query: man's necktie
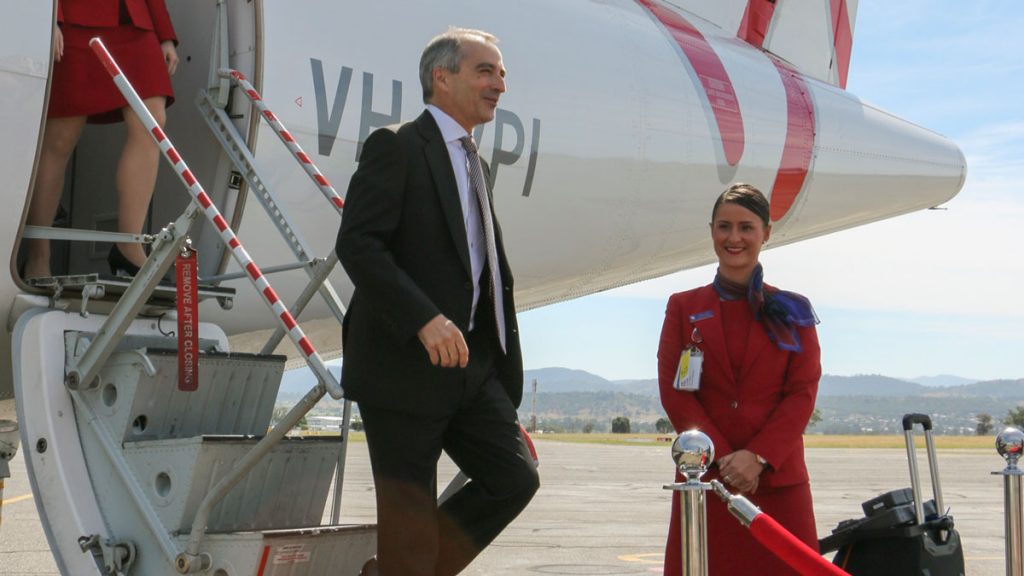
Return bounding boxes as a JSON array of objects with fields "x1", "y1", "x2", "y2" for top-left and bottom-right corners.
[{"x1": 460, "y1": 135, "x2": 506, "y2": 352}]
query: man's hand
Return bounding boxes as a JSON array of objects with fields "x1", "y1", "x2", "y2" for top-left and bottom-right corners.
[
  {"x1": 717, "y1": 449, "x2": 764, "y2": 495},
  {"x1": 417, "y1": 314, "x2": 469, "y2": 368}
]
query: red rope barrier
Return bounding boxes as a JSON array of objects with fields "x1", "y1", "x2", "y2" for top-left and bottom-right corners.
[
  {"x1": 749, "y1": 513, "x2": 850, "y2": 576},
  {"x1": 519, "y1": 423, "x2": 538, "y2": 464}
]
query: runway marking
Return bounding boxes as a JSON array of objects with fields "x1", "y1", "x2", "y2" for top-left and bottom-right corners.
[
  {"x1": 1, "y1": 493, "x2": 34, "y2": 505},
  {"x1": 618, "y1": 552, "x2": 663, "y2": 565}
]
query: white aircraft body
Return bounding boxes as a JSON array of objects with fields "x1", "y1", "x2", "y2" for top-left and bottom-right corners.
[{"x1": 0, "y1": 0, "x2": 966, "y2": 574}]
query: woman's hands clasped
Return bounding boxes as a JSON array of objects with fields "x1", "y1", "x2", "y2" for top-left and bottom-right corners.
[{"x1": 717, "y1": 449, "x2": 765, "y2": 494}]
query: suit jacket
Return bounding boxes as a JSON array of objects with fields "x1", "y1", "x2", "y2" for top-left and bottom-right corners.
[
  {"x1": 336, "y1": 111, "x2": 523, "y2": 416},
  {"x1": 657, "y1": 284, "x2": 820, "y2": 489},
  {"x1": 58, "y1": 0, "x2": 177, "y2": 43}
]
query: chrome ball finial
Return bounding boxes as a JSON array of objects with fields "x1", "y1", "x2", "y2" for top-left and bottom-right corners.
[
  {"x1": 996, "y1": 427, "x2": 1024, "y2": 470},
  {"x1": 671, "y1": 430, "x2": 714, "y2": 483}
]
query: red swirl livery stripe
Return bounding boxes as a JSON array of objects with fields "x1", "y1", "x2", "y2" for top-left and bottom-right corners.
[
  {"x1": 830, "y1": 0, "x2": 853, "y2": 89},
  {"x1": 636, "y1": 0, "x2": 745, "y2": 166},
  {"x1": 767, "y1": 59, "x2": 815, "y2": 222},
  {"x1": 737, "y1": 0, "x2": 777, "y2": 48}
]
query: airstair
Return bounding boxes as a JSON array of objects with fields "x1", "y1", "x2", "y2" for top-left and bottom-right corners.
[{"x1": 13, "y1": 11, "x2": 373, "y2": 573}]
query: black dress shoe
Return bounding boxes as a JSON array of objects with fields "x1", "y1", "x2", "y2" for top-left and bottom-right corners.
[{"x1": 107, "y1": 245, "x2": 142, "y2": 277}]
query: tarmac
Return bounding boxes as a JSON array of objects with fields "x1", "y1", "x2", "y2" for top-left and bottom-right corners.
[{"x1": 0, "y1": 439, "x2": 1011, "y2": 575}]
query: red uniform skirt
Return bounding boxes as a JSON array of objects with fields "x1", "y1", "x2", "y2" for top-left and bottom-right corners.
[
  {"x1": 48, "y1": 23, "x2": 174, "y2": 124},
  {"x1": 664, "y1": 479, "x2": 819, "y2": 576}
]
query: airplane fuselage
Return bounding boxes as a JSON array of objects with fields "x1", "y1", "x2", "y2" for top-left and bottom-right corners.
[{"x1": 1, "y1": 0, "x2": 964, "y2": 390}]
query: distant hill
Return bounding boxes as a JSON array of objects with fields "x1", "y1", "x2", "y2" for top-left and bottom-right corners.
[
  {"x1": 523, "y1": 368, "x2": 657, "y2": 395},
  {"x1": 816, "y1": 374, "x2": 1024, "y2": 399},
  {"x1": 911, "y1": 374, "x2": 979, "y2": 387},
  {"x1": 523, "y1": 367, "x2": 618, "y2": 393},
  {"x1": 275, "y1": 364, "x2": 1024, "y2": 435},
  {"x1": 818, "y1": 374, "x2": 923, "y2": 397},
  {"x1": 932, "y1": 379, "x2": 1024, "y2": 398}
]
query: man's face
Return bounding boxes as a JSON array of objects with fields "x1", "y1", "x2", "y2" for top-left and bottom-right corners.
[{"x1": 434, "y1": 37, "x2": 506, "y2": 132}]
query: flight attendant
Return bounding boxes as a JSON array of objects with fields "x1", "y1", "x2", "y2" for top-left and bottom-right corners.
[
  {"x1": 658, "y1": 184, "x2": 821, "y2": 575},
  {"x1": 23, "y1": 0, "x2": 178, "y2": 279}
]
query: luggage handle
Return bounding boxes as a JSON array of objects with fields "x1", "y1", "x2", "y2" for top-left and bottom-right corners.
[
  {"x1": 902, "y1": 413, "x2": 933, "y2": 431},
  {"x1": 903, "y1": 412, "x2": 945, "y2": 526}
]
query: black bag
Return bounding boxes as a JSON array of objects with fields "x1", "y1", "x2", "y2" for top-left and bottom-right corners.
[{"x1": 819, "y1": 414, "x2": 965, "y2": 576}]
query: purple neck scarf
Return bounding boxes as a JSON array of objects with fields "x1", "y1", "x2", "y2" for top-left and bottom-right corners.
[{"x1": 713, "y1": 263, "x2": 819, "y2": 353}]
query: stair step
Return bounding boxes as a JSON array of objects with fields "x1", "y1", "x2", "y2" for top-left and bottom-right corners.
[
  {"x1": 123, "y1": 435, "x2": 339, "y2": 533},
  {"x1": 88, "y1": 349, "x2": 284, "y2": 442},
  {"x1": 28, "y1": 272, "x2": 236, "y2": 309},
  {"x1": 182, "y1": 524, "x2": 375, "y2": 575}
]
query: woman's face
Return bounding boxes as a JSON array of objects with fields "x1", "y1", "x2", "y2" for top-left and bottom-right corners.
[{"x1": 710, "y1": 202, "x2": 771, "y2": 281}]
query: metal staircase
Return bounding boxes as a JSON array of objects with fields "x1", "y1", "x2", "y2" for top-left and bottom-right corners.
[
  {"x1": 65, "y1": 339, "x2": 373, "y2": 575},
  {"x1": 11, "y1": 27, "x2": 374, "y2": 574}
]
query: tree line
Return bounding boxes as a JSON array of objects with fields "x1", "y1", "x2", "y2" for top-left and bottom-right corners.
[{"x1": 975, "y1": 407, "x2": 1024, "y2": 435}]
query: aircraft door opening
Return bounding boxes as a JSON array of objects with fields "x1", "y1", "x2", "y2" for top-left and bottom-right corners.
[{"x1": 15, "y1": 0, "x2": 259, "y2": 284}]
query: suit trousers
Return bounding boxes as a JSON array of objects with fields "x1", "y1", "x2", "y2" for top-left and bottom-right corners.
[{"x1": 358, "y1": 314, "x2": 539, "y2": 576}]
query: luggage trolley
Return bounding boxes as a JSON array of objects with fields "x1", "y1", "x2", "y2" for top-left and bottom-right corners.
[{"x1": 820, "y1": 413, "x2": 966, "y2": 576}]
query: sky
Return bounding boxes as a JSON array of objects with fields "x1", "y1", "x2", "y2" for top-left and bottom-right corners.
[{"x1": 516, "y1": 1, "x2": 1024, "y2": 382}]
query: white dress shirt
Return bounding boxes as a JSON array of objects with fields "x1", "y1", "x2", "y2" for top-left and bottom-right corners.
[{"x1": 427, "y1": 105, "x2": 486, "y2": 331}]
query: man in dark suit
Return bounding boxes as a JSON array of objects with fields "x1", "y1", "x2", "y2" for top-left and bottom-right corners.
[{"x1": 336, "y1": 27, "x2": 539, "y2": 576}]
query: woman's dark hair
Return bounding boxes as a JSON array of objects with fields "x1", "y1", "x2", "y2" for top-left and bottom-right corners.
[{"x1": 711, "y1": 183, "x2": 770, "y2": 227}]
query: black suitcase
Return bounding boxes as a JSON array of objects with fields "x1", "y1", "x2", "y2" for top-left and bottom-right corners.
[{"x1": 819, "y1": 414, "x2": 966, "y2": 576}]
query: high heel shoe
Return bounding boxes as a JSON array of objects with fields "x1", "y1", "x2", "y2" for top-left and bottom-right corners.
[{"x1": 107, "y1": 245, "x2": 142, "y2": 277}]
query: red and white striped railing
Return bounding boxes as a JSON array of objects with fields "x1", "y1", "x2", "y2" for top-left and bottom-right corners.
[
  {"x1": 218, "y1": 68, "x2": 344, "y2": 214},
  {"x1": 88, "y1": 38, "x2": 343, "y2": 400}
]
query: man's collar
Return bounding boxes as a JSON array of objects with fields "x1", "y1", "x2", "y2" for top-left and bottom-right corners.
[{"x1": 426, "y1": 104, "x2": 469, "y2": 144}]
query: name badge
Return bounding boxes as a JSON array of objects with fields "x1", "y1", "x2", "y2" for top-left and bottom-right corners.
[
  {"x1": 673, "y1": 347, "x2": 703, "y2": 391},
  {"x1": 689, "y1": 310, "x2": 714, "y2": 322}
]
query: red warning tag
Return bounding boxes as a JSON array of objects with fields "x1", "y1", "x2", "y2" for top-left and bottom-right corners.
[{"x1": 176, "y1": 241, "x2": 199, "y2": 391}]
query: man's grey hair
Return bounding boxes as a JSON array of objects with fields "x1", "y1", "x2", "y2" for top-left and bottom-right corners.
[{"x1": 419, "y1": 27, "x2": 499, "y2": 103}]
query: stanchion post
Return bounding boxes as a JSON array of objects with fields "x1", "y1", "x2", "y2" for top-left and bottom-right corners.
[
  {"x1": 995, "y1": 427, "x2": 1024, "y2": 576},
  {"x1": 665, "y1": 430, "x2": 714, "y2": 576}
]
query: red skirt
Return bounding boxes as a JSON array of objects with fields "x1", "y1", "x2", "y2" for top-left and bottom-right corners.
[{"x1": 48, "y1": 23, "x2": 175, "y2": 124}]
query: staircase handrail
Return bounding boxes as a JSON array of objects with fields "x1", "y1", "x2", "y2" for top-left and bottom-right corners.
[
  {"x1": 88, "y1": 38, "x2": 342, "y2": 400},
  {"x1": 217, "y1": 68, "x2": 345, "y2": 214},
  {"x1": 90, "y1": 37, "x2": 348, "y2": 572}
]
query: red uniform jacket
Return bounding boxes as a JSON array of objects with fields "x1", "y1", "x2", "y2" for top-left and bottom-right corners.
[
  {"x1": 58, "y1": 0, "x2": 177, "y2": 44},
  {"x1": 658, "y1": 284, "x2": 820, "y2": 489}
]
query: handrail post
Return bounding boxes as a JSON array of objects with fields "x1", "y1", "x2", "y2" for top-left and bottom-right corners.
[
  {"x1": 665, "y1": 430, "x2": 714, "y2": 576},
  {"x1": 330, "y1": 399, "x2": 354, "y2": 524},
  {"x1": 995, "y1": 427, "x2": 1024, "y2": 576}
]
